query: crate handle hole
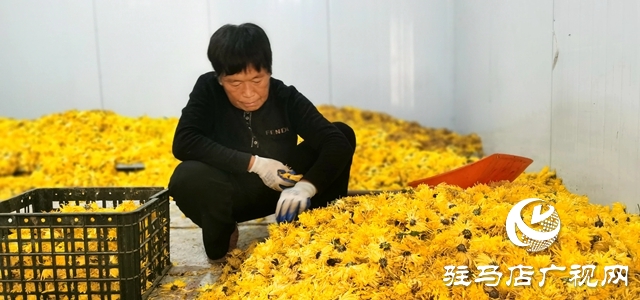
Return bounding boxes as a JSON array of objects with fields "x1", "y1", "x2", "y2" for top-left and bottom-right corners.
[
  {"x1": 108, "y1": 217, "x2": 112, "y2": 222},
  {"x1": 90, "y1": 217, "x2": 95, "y2": 222},
  {"x1": 23, "y1": 218, "x2": 29, "y2": 223},
  {"x1": 74, "y1": 218, "x2": 79, "y2": 222},
  {"x1": 57, "y1": 218, "x2": 62, "y2": 223}
]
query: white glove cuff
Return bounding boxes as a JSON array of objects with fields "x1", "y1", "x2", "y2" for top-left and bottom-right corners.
[
  {"x1": 294, "y1": 181, "x2": 317, "y2": 197},
  {"x1": 249, "y1": 155, "x2": 261, "y2": 173}
]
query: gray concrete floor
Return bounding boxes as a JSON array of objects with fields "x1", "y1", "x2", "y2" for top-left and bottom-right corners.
[{"x1": 147, "y1": 201, "x2": 275, "y2": 299}]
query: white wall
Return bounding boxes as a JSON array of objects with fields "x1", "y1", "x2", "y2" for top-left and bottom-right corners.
[
  {"x1": 329, "y1": 0, "x2": 454, "y2": 127},
  {"x1": 0, "y1": 0, "x2": 455, "y2": 129},
  {"x1": 95, "y1": 0, "x2": 211, "y2": 118},
  {"x1": 454, "y1": 0, "x2": 640, "y2": 209},
  {"x1": 453, "y1": 0, "x2": 554, "y2": 171},
  {"x1": 0, "y1": 0, "x2": 102, "y2": 118},
  {"x1": 551, "y1": 0, "x2": 640, "y2": 207}
]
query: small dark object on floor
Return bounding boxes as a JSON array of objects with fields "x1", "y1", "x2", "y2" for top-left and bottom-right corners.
[{"x1": 116, "y1": 162, "x2": 145, "y2": 172}]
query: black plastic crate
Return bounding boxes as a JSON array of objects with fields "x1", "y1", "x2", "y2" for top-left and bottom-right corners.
[{"x1": 0, "y1": 187, "x2": 171, "y2": 300}]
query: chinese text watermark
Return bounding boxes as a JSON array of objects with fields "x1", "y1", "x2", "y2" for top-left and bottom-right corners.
[{"x1": 443, "y1": 264, "x2": 628, "y2": 287}]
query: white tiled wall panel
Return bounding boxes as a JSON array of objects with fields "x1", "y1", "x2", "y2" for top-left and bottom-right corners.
[
  {"x1": 0, "y1": 0, "x2": 101, "y2": 119},
  {"x1": 94, "y1": 0, "x2": 211, "y2": 118},
  {"x1": 328, "y1": 0, "x2": 454, "y2": 128},
  {"x1": 551, "y1": 0, "x2": 640, "y2": 207},
  {"x1": 453, "y1": 0, "x2": 554, "y2": 171},
  {"x1": 208, "y1": 0, "x2": 332, "y2": 107}
]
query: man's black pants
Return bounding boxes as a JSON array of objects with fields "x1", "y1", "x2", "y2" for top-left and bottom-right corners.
[{"x1": 168, "y1": 122, "x2": 356, "y2": 260}]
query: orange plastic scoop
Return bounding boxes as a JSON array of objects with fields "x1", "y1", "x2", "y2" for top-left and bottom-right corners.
[{"x1": 407, "y1": 153, "x2": 533, "y2": 189}]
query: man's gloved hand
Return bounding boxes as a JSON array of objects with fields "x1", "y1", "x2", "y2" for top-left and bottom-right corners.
[
  {"x1": 275, "y1": 181, "x2": 317, "y2": 223},
  {"x1": 249, "y1": 155, "x2": 296, "y2": 191}
]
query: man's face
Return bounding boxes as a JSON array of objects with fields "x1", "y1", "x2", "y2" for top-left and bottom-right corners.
[{"x1": 219, "y1": 67, "x2": 270, "y2": 112}]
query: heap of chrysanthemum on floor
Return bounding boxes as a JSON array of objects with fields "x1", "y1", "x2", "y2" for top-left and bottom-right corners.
[
  {"x1": 0, "y1": 105, "x2": 480, "y2": 199},
  {"x1": 1, "y1": 106, "x2": 638, "y2": 299},
  {"x1": 198, "y1": 168, "x2": 639, "y2": 299}
]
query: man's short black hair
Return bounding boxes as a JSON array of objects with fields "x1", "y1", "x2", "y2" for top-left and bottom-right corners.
[{"x1": 207, "y1": 23, "x2": 272, "y2": 76}]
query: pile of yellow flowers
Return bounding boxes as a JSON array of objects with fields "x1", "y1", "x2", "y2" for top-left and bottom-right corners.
[
  {"x1": 200, "y1": 168, "x2": 639, "y2": 299},
  {"x1": 0, "y1": 201, "x2": 154, "y2": 300},
  {"x1": 3, "y1": 106, "x2": 638, "y2": 299},
  {"x1": 0, "y1": 110, "x2": 178, "y2": 199},
  {"x1": 0, "y1": 106, "x2": 482, "y2": 299},
  {"x1": 0, "y1": 106, "x2": 481, "y2": 199},
  {"x1": 318, "y1": 106, "x2": 482, "y2": 190}
]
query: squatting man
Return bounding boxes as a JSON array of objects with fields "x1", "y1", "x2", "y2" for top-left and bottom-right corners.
[{"x1": 168, "y1": 23, "x2": 357, "y2": 262}]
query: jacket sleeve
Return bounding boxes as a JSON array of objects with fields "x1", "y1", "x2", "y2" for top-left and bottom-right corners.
[
  {"x1": 172, "y1": 74, "x2": 252, "y2": 173},
  {"x1": 287, "y1": 89, "x2": 355, "y2": 193}
]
